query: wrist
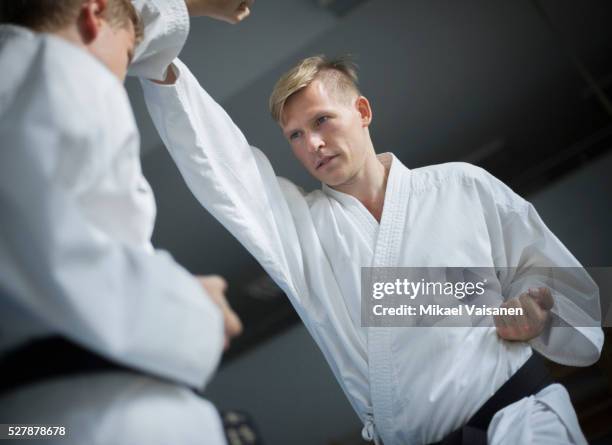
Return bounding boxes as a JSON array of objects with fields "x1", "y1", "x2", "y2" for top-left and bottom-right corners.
[
  {"x1": 151, "y1": 64, "x2": 178, "y2": 85},
  {"x1": 184, "y1": 0, "x2": 213, "y2": 17},
  {"x1": 184, "y1": 0, "x2": 199, "y2": 17}
]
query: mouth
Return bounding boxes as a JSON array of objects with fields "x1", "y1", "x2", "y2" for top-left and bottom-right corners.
[{"x1": 315, "y1": 155, "x2": 338, "y2": 170}]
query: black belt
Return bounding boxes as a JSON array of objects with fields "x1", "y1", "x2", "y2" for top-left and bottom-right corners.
[
  {"x1": 432, "y1": 352, "x2": 554, "y2": 445},
  {"x1": 0, "y1": 336, "x2": 140, "y2": 396},
  {"x1": 2, "y1": 339, "x2": 550, "y2": 445},
  {"x1": 0, "y1": 337, "x2": 265, "y2": 444}
]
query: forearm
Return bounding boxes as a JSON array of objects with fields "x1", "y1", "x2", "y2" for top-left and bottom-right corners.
[
  {"x1": 496, "y1": 202, "x2": 604, "y2": 365},
  {"x1": 532, "y1": 284, "x2": 603, "y2": 365},
  {"x1": 530, "y1": 323, "x2": 603, "y2": 366}
]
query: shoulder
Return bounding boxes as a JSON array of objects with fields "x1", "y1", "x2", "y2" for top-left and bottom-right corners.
[
  {"x1": 410, "y1": 161, "x2": 488, "y2": 185},
  {"x1": 0, "y1": 27, "x2": 127, "y2": 123},
  {"x1": 275, "y1": 176, "x2": 331, "y2": 213},
  {"x1": 276, "y1": 176, "x2": 323, "y2": 203},
  {"x1": 0, "y1": 27, "x2": 137, "y2": 177},
  {"x1": 410, "y1": 162, "x2": 528, "y2": 210}
]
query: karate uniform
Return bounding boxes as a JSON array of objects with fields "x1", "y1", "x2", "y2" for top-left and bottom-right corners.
[
  {"x1": 142, "y1": 60, "x2": 604, "y2": 444},
  {"x1": 0, "y1": 2, "x2": 227, "y2": 444}
]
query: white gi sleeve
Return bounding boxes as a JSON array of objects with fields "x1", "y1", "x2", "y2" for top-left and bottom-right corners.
[
  {"x1": 0, "y1": 62, "x2": 223, "y2": 392},
  {"x1": 128, "y1": 0, "x2": 190, "y2": 81},
  {"x1": 481, "y1": 171, "x2": 604, "y2": 366},
  {"x1": 140, "y1": 60, "x2": 307, "y2": 301}
]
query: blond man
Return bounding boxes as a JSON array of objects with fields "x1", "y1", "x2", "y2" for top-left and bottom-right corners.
[
  {"x1": 0, "y1": 1, "x2": 250, "y2": 443},
  {"x1": 143, "y1": 53, "x2": 602, "y2": 444}
]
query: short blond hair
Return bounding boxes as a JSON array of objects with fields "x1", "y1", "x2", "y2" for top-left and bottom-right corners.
[
  {"x1": 269, "y1": 55, "x2": 360, "y2": 123},
  {"x1": 0, "y1": 0, "x2": 143, "y2": 43}
]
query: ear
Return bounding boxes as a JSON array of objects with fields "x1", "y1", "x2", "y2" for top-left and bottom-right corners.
[
  {"x1": 355, "y1": 96, "x2": 373, "y2": 127},
  {"x1": 78, "y1": 0, "x2": 108, "y2": 42}
]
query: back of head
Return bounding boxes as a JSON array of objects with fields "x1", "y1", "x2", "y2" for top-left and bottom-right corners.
[
  {"x1": 269, "y1": 55, "x2": 361, "y2": 123},
  {"x1": 0, "y1": 0, "x2": 143, "y2": 42}
]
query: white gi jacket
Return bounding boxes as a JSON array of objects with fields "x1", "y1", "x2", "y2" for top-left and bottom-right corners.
[
  {"x1": 142, "y1": 60, "x2": 604, "y2": 444},
  {"x1": 0, "y1": 2, "x2": 227, "y2": 444}
]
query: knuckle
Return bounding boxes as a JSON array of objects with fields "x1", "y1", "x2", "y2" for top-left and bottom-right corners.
[{"x1": 206, "y1": 275, "x2": 228, "y2": 290}]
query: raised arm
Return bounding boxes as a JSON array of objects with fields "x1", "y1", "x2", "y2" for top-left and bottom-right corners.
[
  {"x1": 131, "y1": 0, "x2": 304, "y2": 296},
  {"x1": 141, "y1": 59, "x2": 308, "y2": 300}
]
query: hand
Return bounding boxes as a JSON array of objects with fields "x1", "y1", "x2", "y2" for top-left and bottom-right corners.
[
  {"x1": 495, "y1": 287, "x2": 554, "y2": 341},
  {"x1": 197, "y1": 275, "x2": 243, "y2": 349},
  {"x1": 185, "y1": 0, "x2": 254, "y2": 23}
]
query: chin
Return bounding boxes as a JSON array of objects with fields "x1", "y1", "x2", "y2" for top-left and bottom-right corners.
[
  {"x1": 323, "y1": 179, "x2": 341, "y2": 187},
  {"x1": 313, "y1": 159, "x2": 352, "y2": 186},
  {"x1": 321, "y1": 173, "x2": 350, "y2": 188}
]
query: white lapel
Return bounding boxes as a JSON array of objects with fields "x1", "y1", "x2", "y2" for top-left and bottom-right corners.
[
  {"x1": 366, "y1": 153, "x2": 412, "y2": 444},
  {"x1": 372, "y1": 153, "x2": 412, "y2": 267}
]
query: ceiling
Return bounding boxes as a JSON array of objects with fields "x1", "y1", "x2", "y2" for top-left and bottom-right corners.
[{"x1": 125, "y1": 0, "x2": 612, "y2": 357}]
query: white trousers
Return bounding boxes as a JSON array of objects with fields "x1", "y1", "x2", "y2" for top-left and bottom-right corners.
[
  {"x1": 488, "y1": 383, "x2": 587, "y2": 445},
  {"x1": 0, "y1": 372, "x2": 227, "y2": 445}
]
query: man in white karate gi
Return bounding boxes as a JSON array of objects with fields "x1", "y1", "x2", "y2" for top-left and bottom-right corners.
[
  {"x1": 0, "y1": 1, "x2": 251, "y2": 444},
  {"x1": 142, "y1": 44, "x2": 604, "y2": 443}
]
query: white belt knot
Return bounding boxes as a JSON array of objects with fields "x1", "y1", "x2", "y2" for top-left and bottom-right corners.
[{"x1": 361, "y1": 413, "x2": 381, "y2": 444}]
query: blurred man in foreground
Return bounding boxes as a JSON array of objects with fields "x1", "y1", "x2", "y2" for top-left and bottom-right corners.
[{"x1": 0, "y1": 1, "x2": 249, "y2": 443}]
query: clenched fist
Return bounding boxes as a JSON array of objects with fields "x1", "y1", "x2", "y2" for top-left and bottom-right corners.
[
  {"x1": 185, "y1": 0, "x2": 254, "y2": 23},
  {"x1": 197, "y1": 275, "x2": 243, "y2": 349},
  {"x1": 495, "y1": 287, "x2": 554, "y2": 341}
]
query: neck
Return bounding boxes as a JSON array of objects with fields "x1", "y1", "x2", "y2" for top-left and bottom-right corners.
[
  {"x1": 333, "y1": 151, "x2": 390, "y2": 222},
  {"x1": 51, "y1": 25, "x2": 86, "y2": 48}
]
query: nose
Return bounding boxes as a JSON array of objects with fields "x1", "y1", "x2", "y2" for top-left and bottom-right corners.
[{"x1": 307, "y1": 132, "x2": 325, "y2": 153}]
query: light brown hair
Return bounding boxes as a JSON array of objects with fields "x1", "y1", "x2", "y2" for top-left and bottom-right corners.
[
  {"x1": 269, "y1": 55, "x2": 360, "y2": 123},
  {"x1": 0, "y1": 0, "x2": 144, "y2": 43}
]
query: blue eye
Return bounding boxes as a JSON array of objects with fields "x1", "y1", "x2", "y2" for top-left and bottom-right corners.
[
  {"x1": 289, "y1": 131, "x2": 301, "y2": 140},
  {"x1": 316, "y1": 116, "x2": 329, "y2": 126}
]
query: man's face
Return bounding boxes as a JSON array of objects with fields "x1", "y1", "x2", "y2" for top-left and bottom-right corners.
[
  {"x1": 280, "y1": 80, "x2": 371, "y2": 187},
  {"x1": 89, "y1": 20, "x2": 135, "y2": 82}
]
